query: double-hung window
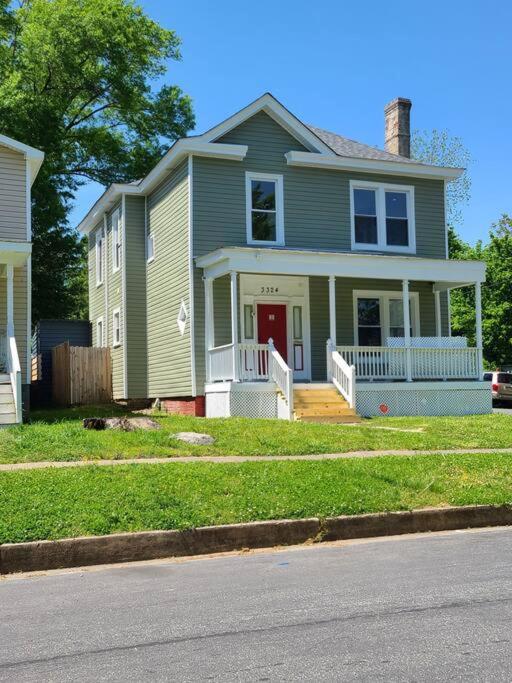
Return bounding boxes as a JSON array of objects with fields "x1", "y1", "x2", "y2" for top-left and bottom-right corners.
[
  {"x1": 354, "y1": 291, "x2": 419, "y2": 345},
  {"x1": 246, "y1": 172, "x2": 284, "y2": 245},
  {"x1": 351, "y1": 181, "x2": 415, "y2": 253},
  {"x1": 96, "y1": 317, "x2": 104, "y2": 347},
  {"x1": 112, "y1": 308, "x2": 121, "y2": 347},
  {"x1": 95, "y1": 228, "x2": 104, "y2": 286},
  {"x1": 112, "y1": 208, "x2": 121, "y2": 272}
]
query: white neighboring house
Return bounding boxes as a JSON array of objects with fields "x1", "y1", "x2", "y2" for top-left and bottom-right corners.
[{"x1": 0, "y1": 133, "x2": 44, "y2": 424}]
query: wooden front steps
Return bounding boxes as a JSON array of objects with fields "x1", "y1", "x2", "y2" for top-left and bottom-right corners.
[{"x1": 293, "y1": 386, "x2": 361, "y2": 424}]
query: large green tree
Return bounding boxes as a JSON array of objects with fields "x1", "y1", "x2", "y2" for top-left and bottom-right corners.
[{"x1": 0, "y1": 0, "x2": 194, "y2": 322}]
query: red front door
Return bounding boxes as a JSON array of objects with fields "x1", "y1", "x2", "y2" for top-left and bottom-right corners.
[{"x1": 257, "y1": 304, "x2": 288, "y2": 362}]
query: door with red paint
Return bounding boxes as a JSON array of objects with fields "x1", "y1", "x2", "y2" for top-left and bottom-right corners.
[{"x1": 257, "y1": 304, "x2": 288, "y2": 362}]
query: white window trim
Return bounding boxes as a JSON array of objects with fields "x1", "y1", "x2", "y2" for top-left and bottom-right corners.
[
  {"x1": 245, "y1": 171, "x2": 284, "y2": 246},
  {"x1": 112, "y1": 208, "x2": 121, "y2": 273},
  {"x1": 146, "y1": 232, "x2": 155, "y2": 263},
  {"x1": 96, "y1": 316, "x2": 104, "y2": 347},
  {"x1": 350, "y1": 180, "x2": 416, "y2": 254},
  {"x1": 95, "y1": 228, "x2": 104, "y2": 287},
  {"x1": 112, "y1": 307, "x2": 122, "y2": 347},
  {"x1": 352, "y1": 289, "x2": 420, "y2": 345}
]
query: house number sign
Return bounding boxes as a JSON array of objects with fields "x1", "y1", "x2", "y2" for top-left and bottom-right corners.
[{"x1": 260, "y1": 286, "x2": 279, "y2": 294}]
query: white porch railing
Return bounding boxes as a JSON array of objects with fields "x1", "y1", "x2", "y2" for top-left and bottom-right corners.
[
  {"x1": 337, "y1": 345, "x2": 480, "y2": 381},
  {"x1": 327, "y1": 340, "x2": 355, "y2": 408},
  {"x1": 6, "y1": 332, "x2": 22, "y2": 423},
  {"x1": 208, "y1": 343, "x2": 235, "y2": 382},
  {"x1": 238, "y1": 343, "x2": 269, "y2": 381},
  {"x1": 268, "y1": 338, "x2": 293, "y2": 420}
]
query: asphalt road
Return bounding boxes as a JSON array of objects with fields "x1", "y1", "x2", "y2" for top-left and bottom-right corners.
[{"x1": 2, "y1": 528, "x2": 512, "y2": 682}]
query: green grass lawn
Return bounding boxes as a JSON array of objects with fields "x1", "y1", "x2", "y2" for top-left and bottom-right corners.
[
  {"x1": 0, "y1": 405, "x2": 510, "y2": 464},
  {"x1": 1, "y1": 454, "x2": 512, "y2": 543}
]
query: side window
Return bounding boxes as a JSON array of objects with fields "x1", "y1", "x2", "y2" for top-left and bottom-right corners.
[
  {"x1": 112, "y1": 208, "x2": 121, "y2": 272},
  {"x1": 96, "y1": 318, "x2": 104, "y2": 347},
  {"x1": 112, "y1": 308, "x2": 121, "y2": 347},
  {"x1": 95, "y1": 228, "x2": 104, "y2": 286},
  {"x1": 147, "y1": 233, "x2": 155, "y2": 263},
  {"x1": 246, "y1": 173, "x2": 284, "y2": 246}
]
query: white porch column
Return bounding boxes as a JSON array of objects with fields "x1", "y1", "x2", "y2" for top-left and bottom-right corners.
[
  {"x1": 328, "y1": 275, "x2": 336, "y2": 346},
  {"x1": 475, "y1": 281, "x2": 483, "y2": 379},
  {"x1": 230, "y1": 271, "x2": 239, "y2": 381},
  {"x1": 402, "y1": 279, "x2": 412, "y2": 382},
  {"x1": 434, "y1": 290, "x2": 442, "y2": 338},
  {"x1": 6, "y1": 264, "x2": 14, "y2": 335},
  {"x1": 204, "y1": 276, "x2": 214, "y2": 382}
]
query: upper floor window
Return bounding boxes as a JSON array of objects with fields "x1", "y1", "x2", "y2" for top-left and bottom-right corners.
[
  {"x1": 350, "y1": 181, "x2": 415, "y2": 254},
  {"x1": 95, "y1": 228, "x2": 104, "y2": 286},
  {"x1": 112, "y1": 208, "x2": 121, "y2": 272},
  {"x1": 146, "y1": 232, "x2": 155, "y2": 263},
  {"x1": 245, "y1": 172, "x2": 284, "y2": 246}
]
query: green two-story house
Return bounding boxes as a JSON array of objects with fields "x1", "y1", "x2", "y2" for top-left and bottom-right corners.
[{"x1": 79, "y1": 93, "x2": 489, "y2": 420}]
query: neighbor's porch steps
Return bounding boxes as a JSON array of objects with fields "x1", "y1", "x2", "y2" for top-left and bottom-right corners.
[
  {"x1": 0, "y1": 374, "x2": 16, "y2": 425},
  {"x1": 293, "y1": 385, "x2": 361, "y2": 424}
]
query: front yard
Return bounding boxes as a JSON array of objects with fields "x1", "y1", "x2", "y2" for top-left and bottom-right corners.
[
  {"x1": 1, "y1": 453, "x2": 512, "y2": 543},
  {"x1": 0, "y1": 406, "x2": 511, "y2": 464}
]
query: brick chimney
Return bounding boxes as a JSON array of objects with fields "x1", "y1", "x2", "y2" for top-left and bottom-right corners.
[{"x1": 384, "y1": 97, "x2": 412, "y2": 158}]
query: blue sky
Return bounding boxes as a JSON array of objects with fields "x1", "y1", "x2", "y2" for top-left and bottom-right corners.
[{"x1": 71, "y1": 0, "x2": 512, "y2": 244}]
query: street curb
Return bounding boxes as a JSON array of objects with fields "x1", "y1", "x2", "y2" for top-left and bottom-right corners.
[{"x1": 2, "y1": 505, "x2": 512, "y2": 574}]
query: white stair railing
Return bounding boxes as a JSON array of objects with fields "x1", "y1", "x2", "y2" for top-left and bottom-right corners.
[
  {"x1": 327, "y1": 339, "x2": 356, "y2": 408},
  {"x1": 268, "y1": 338, "x2": 293, "y2": 420},
  {"x1": 6, "y1": 331, "x2": 22, "y2": 423}
]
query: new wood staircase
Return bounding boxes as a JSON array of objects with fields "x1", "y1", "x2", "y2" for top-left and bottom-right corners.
[
  {"x1": 0, "y1": 374, "x2": 17, "y2": 425},
  {"x1": 293, "y1": 385, "x2": 361, "y2": 424}
]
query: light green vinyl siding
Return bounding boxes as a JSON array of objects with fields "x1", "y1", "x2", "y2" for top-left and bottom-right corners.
[
  {"x1": 146, "y1": 159, "x2": 192, "y2": 398},
  {"x1": 212, "y1": 275, "x2": 231, "y2": 346},
  {"x1": 0, "y1": 144, "x2": 27, "y2": 242},
  {"x1": 124, "y1": 195, "x2": 147, "y2": 398},
  {"x1": 193, "y1": 111, "x2": 446, "y2": 259},
  {"x1": 87, "y1": 204, "x2": 124, "y2": 399},
  {"x1": 88, "y1": 220, "x2": 105, "y2": 346}
]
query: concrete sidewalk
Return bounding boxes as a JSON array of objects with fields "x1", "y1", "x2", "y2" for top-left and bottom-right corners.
[{"x1": 1, "y1": 448, "x2": 511, "y2": 471}]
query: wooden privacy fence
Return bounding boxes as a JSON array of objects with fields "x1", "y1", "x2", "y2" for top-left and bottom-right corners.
[{"x1": 52, "y1": 342, "x2": 112, "y2": 406}]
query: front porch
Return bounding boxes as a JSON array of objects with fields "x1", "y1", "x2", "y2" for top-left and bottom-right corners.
[{"x1": 197, "y1": 247, "x2": 490, "y2": 419}]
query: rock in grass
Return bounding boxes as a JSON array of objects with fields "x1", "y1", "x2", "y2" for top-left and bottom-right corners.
[
  {"x1": 172, "y1": 431, "x2": 215, "y2": 445},
  {"x1": 83, "y1": 417, "x2": 161, "y2": 431}
]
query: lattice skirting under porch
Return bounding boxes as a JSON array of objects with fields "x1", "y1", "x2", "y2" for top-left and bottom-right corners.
[{"x1": 356, "y1": 381, "x2": 492, "y2": 417}]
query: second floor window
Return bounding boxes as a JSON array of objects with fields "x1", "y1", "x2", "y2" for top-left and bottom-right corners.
[
  {"x1": 112, "y1": 208, "x2": 121, "y2": 272},
  {"x1": 246, "y1": 172, "x2": 284, "y2": 246},
  {"x1": 351, "y1": 181, "x2": 415, "y2": 254},
  {"x1": 95, "y1": 228, "x2": 104, "y2": 286}
]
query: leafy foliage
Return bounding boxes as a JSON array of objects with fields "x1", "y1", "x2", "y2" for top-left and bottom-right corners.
[
  {"x1": 411, "y1": 129, "x2": 471, "y2": 226},
  {"x1": 0, "y1": 0, "x2": 194, "y2": 321}
]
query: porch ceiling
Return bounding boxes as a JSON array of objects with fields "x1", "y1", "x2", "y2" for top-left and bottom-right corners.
[
  {"x1": 0, "y1": 241, "x2": 31, "y2": 267},
  {"x1": 196, "y1": 247, "x2": 486, "y2": 287}
]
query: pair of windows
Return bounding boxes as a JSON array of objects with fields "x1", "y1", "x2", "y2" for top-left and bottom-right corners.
[
  {"x1": 95, "y1": 209, "x2": 122, "y2": 286},
  {"x1": 96, "y1": 309, "x2": 122, "y2": 347},
  {"x1": 245, "y1": 174, "x2": 415, "y2": 253},
  {"x1": 355, "y1": 292, "x2": 419, "y2": 346},
  {"x1": 351, "y1": 181, "x2": 415, "y2": 252}
]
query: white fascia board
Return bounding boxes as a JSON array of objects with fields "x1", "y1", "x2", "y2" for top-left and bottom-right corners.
[
  {"x1": 285, "y1": 150, "x2": 464, "y2": 181},
  {"x1": 77, "y1": 140, "x2": 247, "y2": 234},
  {"x1": 0, "y1": 133, "x2": 44, "y2": 184},
  {"x1": 196, "y1": 247, "x2": 486, "y2": 285},
  {"x1": 200, "y1": 93, "x2": 335, "y2": 156}
]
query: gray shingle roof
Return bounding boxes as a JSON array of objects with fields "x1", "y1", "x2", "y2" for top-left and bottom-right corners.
[{"x1": 307, "y1": 125, "x2": 417, "y2": 164}]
